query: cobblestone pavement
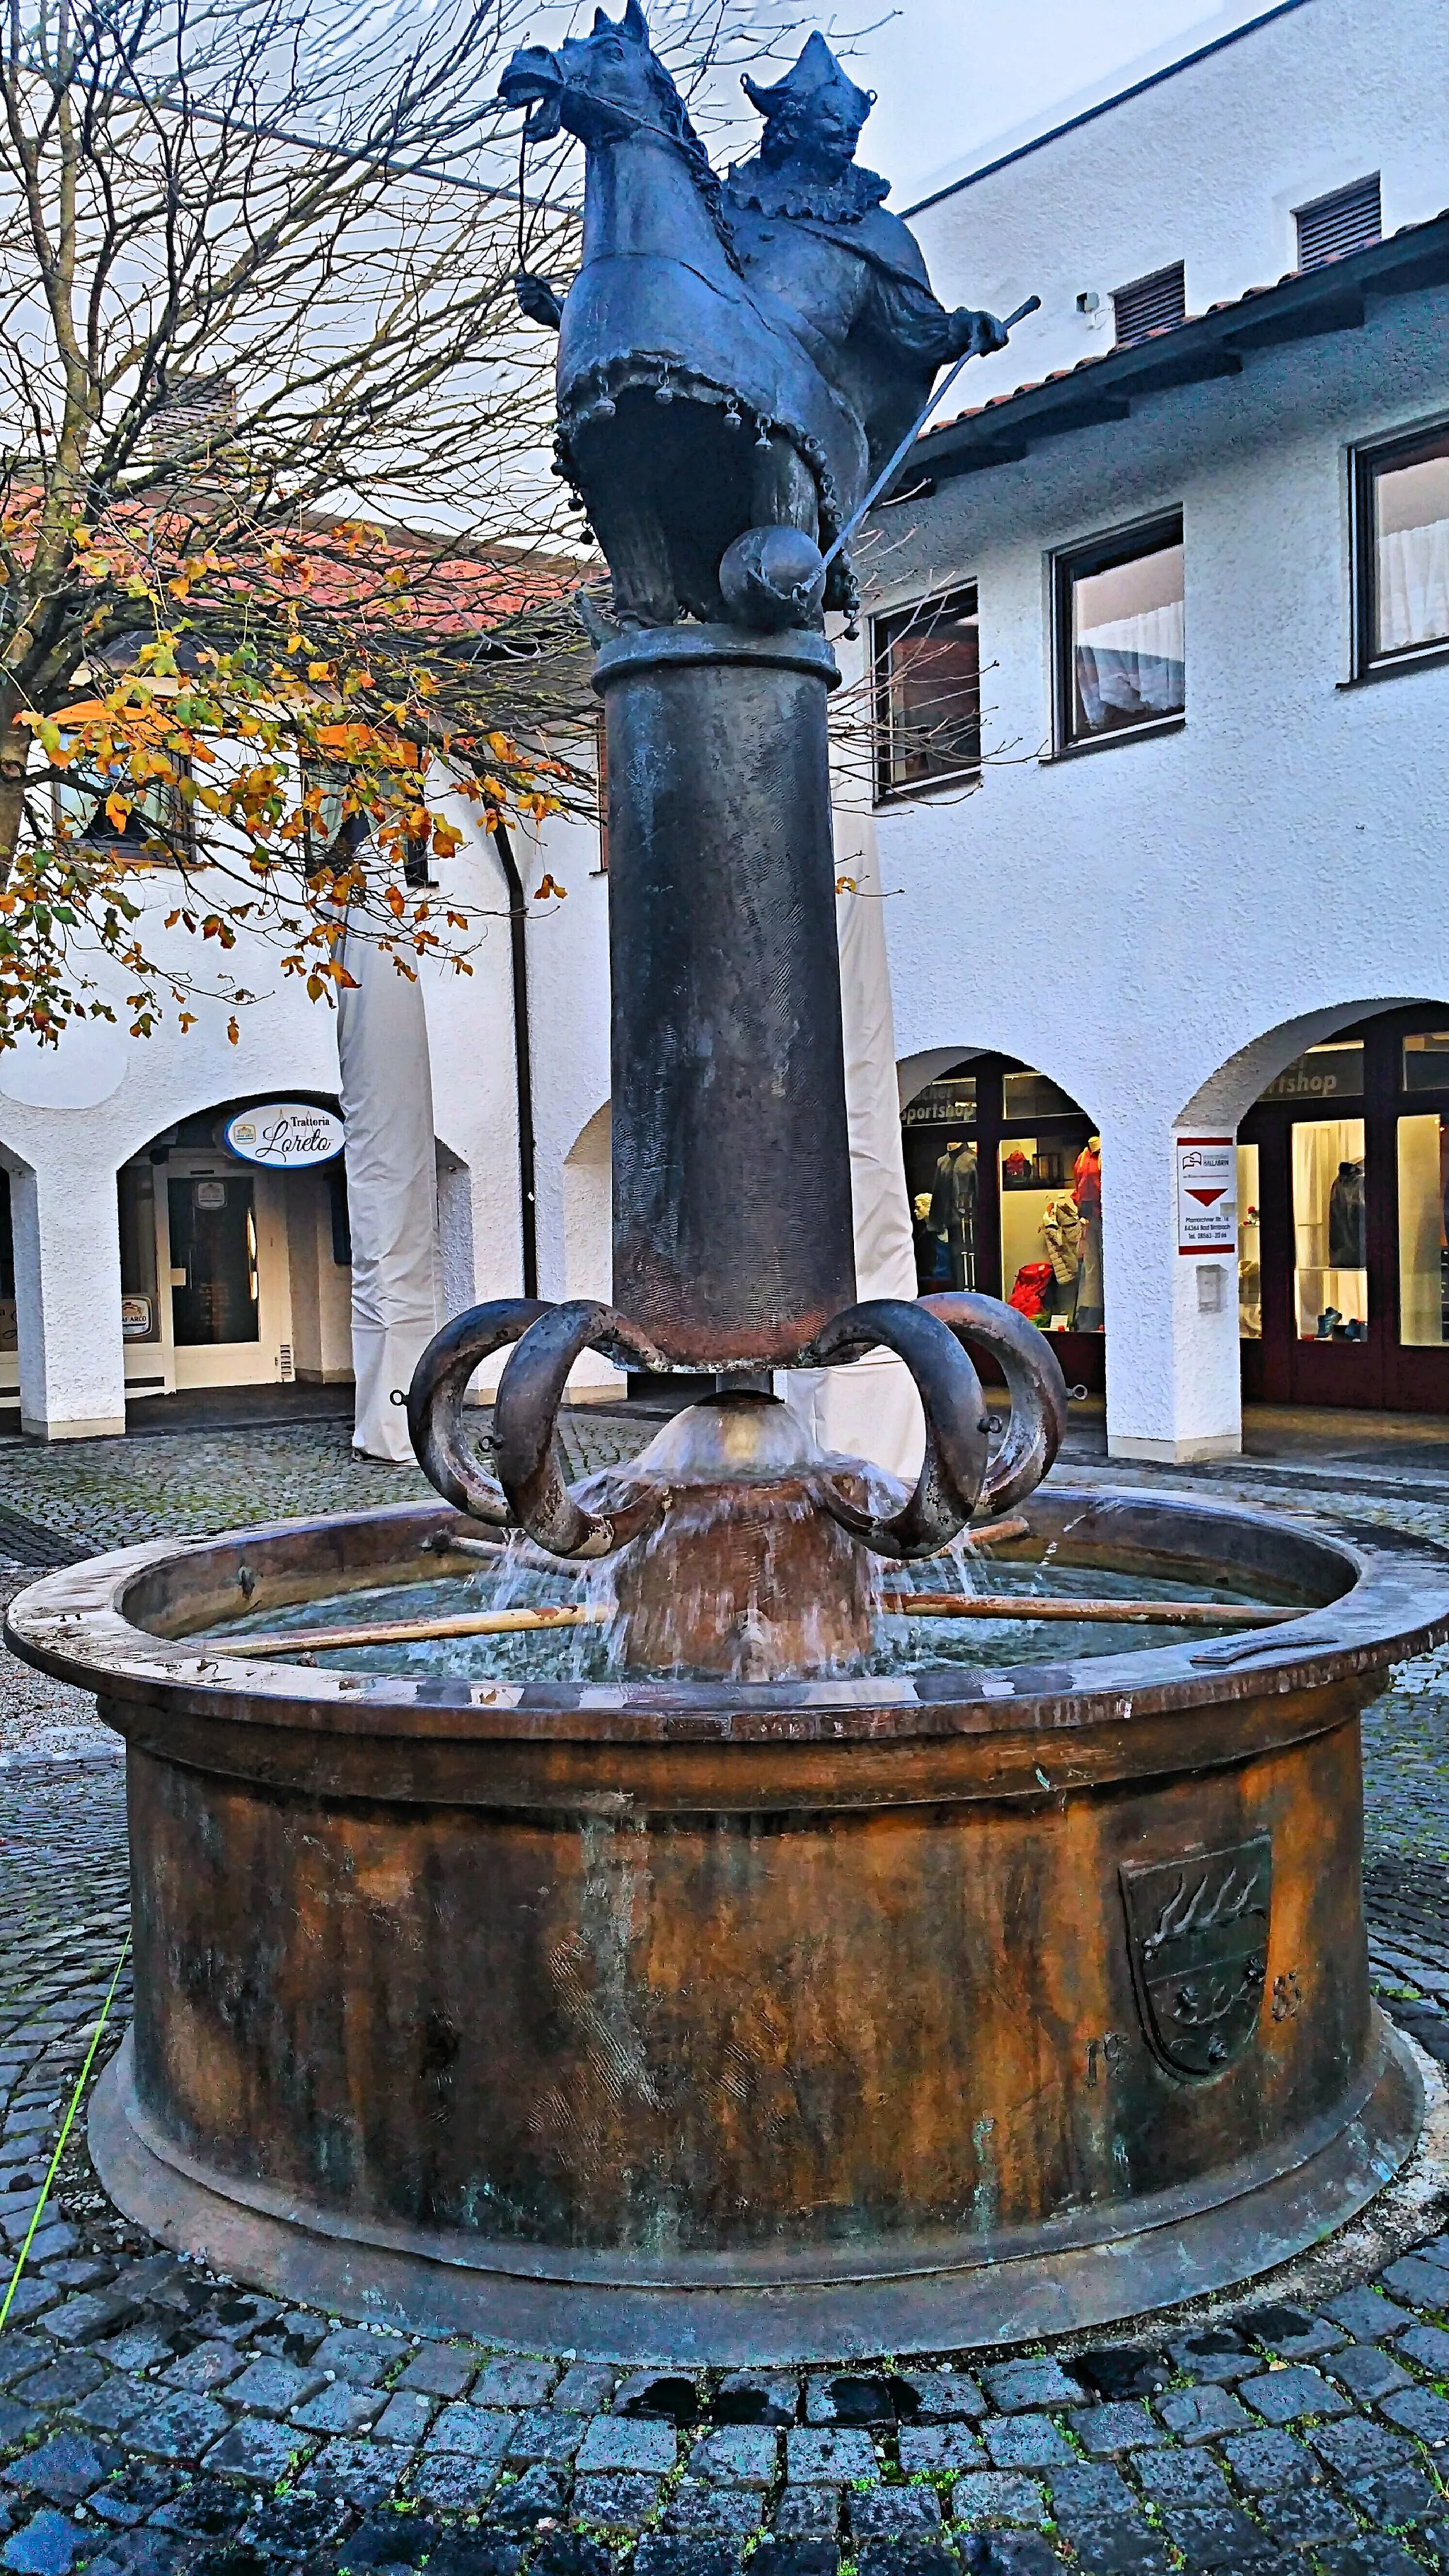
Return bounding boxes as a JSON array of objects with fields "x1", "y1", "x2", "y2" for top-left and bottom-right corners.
[
  {"x1": 0, "y1": 1414, "x2": 646, "y2": 1762},
  {"x1": 3, "y1": 1423, "x2": 1449, "y2": 2571}
]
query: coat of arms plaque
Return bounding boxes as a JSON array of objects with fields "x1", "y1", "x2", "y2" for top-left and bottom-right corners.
[{"x1": 1120, "y1": 1835, "x2": 1272, "y2": 2078}]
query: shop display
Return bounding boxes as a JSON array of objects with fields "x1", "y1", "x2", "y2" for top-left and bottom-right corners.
[
  {"x1": 1073, "y1": 1136, "x2": 1104, "y2": 1332},
  {"x1": 900, "y1": 1054, "x2": 1105, "y2": 1382},
  {"x1": 1291, "y1": 1117, "x2": 1368, "y2": 1339},
  {"x1": 1008, "y1": 1261, "x2": 1054, "y2": 1321},
  {"x1": 928, "y1": 1136, "x2": 978, "y2": 1289},
  {"x1": 1396, "y1": 1112, "x2": 1449, "y2": 1346}
]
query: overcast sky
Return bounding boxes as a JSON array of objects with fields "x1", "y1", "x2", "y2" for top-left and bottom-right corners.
[{"x1": 836, "y1": 0, "x2": 1276, "y2": 201}]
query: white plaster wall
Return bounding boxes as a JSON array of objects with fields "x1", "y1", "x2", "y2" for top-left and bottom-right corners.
[
  {"x1": 869, "y1": 284, "x2": 1449, "y2": 1451},
  {"x1": 906, "y1": 0, "x2": 1449, "y2": 417}
]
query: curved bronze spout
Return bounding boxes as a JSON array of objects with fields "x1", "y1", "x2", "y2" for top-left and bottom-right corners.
[
  {"x1": 804, "y1": 1298, "x2": 992, "y2": 1559},
  {"x1": 492, "y1": 1300, "x2": 674, "y2": 1557},
  {"x1": 920, "y1": 1292, "x2": 1068, "y2": 1513},
  {"x1": 406, "y1": 1298, "x2": 551, "y2": 1525}
]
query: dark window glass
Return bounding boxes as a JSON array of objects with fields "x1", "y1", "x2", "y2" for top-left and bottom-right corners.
[
  {"x1": 1257, "y1": 1043, "x2": 1364, "y2": 1106},
  {"x1": 1403, "y1": 1033, "x2": 1449, "y2": 1093},
  {"x1": 1057, "y1": 519, "x2": 1184, "y2": 746},
  {"x1": 1296, "y1": 174, "x2": 1380, "y2": 272},
  {"x1": 873, "y1": 587, "x2": 980, "y2": 799},
  {"x1": 1358, "y1": 426, "x2": 1449, "y2": 664},
  {"x1": 117, "y1": 1166, "x2": 160, "y2": 1343},
  {"x1": 168, "y1": 1175, "x2": 259, "y2": 1345},
  {"x1": 1112, "y1": 262, "x2": 1186, "y2": 347},
  {"x1": 59, "y1": 758, "x2": 192, "y2": 862}
]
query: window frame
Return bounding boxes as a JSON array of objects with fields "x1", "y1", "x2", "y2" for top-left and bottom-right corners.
[
  {"x1": 1352, "y1": 415, "x2": 1449, "y2": 677},
  {"x1": 1051, "y1": 509, "x2": 1186, "y2": 756},
  {"x1": 870, "y1": 582, "x2": 981, "y2": 807}
]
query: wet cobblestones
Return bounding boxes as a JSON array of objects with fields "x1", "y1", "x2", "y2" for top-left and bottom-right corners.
[{"x1": 1, "y1": 1427, "x2": 1448, "y2": 2568}]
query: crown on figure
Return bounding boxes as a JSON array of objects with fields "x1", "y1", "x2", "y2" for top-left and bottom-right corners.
[{"x1": 741, "y1": 33, "x2": 874, "y2": 135}]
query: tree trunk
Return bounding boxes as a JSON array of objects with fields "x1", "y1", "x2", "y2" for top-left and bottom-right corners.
[{"x1": 0, "y1": 681, "x2": 30, "y2": 887}]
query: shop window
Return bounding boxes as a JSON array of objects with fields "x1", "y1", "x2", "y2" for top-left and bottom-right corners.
[
  {"x1": 903, "y1": 1074, "x2": 976, "y2": 1133},
  {"x1": 1295, "y1": 174, "x2": 1380, "y2": 273},
  {"x1": 1237, "y1": 1143, "x2": 1262, "y2": 1340},
  {"x1": 1259, "y1": 1041, "x2": 1364, "y2": 1106},
  {"x1": 1054, "y1": 516, "x2": 1184, "y2": 749},
  {"x1": 1397, "y1": 1114, "x2": 1449, "y2": 1346},
  {"x1": 168, "y1": 1175, "x2": 260, "y2": 1345},
  {"x1": 1404, "y1": 1031, "x2": 1449, "y2": 1091},
  {"x1": 1355, "y1": 422, "x2": 1449, "y2": 668},
  {"x1": 1112, "y1": 262, "x2": 1185, "y2": 348},
  {"x1": 117, "y1": 1166, "x2": 160, "y2": 1344},
  {"x1": 0, "y1": 1169, "x2": 15, "y2": 1353},
  {"x1": 1000, "y1": 1133, "x2": 1102, "y2": 1334},
  {"x1": 917, "y1": 1133, "x2": 978, "y2": 1290},
  {"x1": 872, "y1": 587, "x2": 981, "y2": 801},
  {"x1": 1003, "y1": 1070, "x2": 1078, "y2": 1121},
  {"x1": 1292, "y1": 1118, "x2": 1366, "y2": 1341}
]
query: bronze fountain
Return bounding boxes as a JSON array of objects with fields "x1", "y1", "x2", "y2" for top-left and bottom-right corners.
[{"x1": 7, "y1": 12, "x2": 1444, "y2": 2361}]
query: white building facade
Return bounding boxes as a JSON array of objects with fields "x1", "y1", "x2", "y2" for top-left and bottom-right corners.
[{"x1": 3, "y1": 0, "x2": 1448, "y2": 1460}]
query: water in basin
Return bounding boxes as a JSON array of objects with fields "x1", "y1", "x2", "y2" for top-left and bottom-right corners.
[{"x1": 213, "y1": 1542, "x2": 1294, "y2": 1684}]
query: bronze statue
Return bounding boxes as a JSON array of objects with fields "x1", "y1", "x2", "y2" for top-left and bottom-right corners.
[{"x1": 500, "y1": 6, "x2": 1005, "y2": 626}]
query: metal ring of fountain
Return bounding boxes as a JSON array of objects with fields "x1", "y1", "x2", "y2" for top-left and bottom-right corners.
[{"x1": 9, "y1": 1482, "x2": 1445, "y2": 2364}]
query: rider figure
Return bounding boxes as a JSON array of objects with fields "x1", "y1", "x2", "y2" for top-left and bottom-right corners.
[{"x1": 722, "y1": 34, "x2": 1007, "y2": 523}]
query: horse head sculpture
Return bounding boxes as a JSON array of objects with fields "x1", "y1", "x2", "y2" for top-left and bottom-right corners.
[{"x1": 500, "y1": 1, "x2": 863, "y2": 626}]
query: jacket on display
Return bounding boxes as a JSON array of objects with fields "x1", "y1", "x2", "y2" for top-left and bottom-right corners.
[
  {"x1": 1327, "y1": 1160, "x2": 1366, "y2": 1269},
  {"x1": 1040, "y1": 1193, "x2": 1084, "y2": 1284}
]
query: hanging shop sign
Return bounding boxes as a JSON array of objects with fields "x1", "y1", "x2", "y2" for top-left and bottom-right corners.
[
  {"x1": 1176, "y1": 1136, "x2": 1237, "y2": 1256},
  {"x1": 222, "y1": 1102, "x2": 344, "y2": 1169}
]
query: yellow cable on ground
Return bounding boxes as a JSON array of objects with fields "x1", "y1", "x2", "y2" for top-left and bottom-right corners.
[{"x1": 0, "y1": 1935, "x2": 132, "y2": 2335}]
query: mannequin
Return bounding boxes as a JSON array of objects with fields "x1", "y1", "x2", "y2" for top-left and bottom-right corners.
[
  {"x1": 1040, "y1": 1191, "x2": 1084, "y2": 1324},
  {"x1": 928, "y1": 1136, "x2": 978, "y2": 1290},
  {"x1": 1074, "y1": 1134, "x2": 1104, "y2": 1331},
  {"x1": 1328, "y1": 1159, "x2": 1366, "y2": 1269}
]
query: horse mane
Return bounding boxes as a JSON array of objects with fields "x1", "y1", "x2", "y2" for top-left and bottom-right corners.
[{"x1": 637, "y1": 44, "x2": 744, "y2": 275}]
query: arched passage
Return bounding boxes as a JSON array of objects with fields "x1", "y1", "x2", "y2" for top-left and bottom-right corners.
[
  {"x1": 1225, "y1": 1002, "x2": 1449, "y2": 1413},
  {"x1": 899, "y1": 1046, "x2": 1105, "y2": 1394}
]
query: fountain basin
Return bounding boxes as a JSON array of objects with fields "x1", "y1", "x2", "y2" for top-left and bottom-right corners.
[{"x1": 8, "y1": 1485, "x2": 1446, "y2": 2362}]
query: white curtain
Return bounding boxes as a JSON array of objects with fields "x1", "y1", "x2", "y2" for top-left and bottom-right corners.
[
  {"x1": 1378, "y1": 521, "x2": 1449, "y2": 654},
  {"x1": 785, "y1": 805, "x2": 925, "y2": 1481},
  {"x1": 336, "y1": 920, "x2": 440, "y2": 1461},
  {"x1": 1075, "y1": 599, "x2": 1184, "y2": 729}
]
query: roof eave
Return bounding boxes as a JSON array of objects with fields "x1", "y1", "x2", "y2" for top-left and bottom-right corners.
[{"x1": 901, "y1": 213, "x2": 1449, "y2": 492}]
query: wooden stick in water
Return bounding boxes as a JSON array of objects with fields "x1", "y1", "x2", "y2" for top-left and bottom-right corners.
[
  {"x1": 881, "y1": 1594, "x2": 1293, "y2": 1627},
  {"x1": 214, "y1": 1590, "x2": 1291, "y2": 1658}
]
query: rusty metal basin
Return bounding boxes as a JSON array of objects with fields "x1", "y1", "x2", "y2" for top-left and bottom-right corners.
[{"x1": 8, "y1": 1486, "x2": 1445, "y2": 2363}]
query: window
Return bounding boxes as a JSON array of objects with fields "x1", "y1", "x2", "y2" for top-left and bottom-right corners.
[
  {"x1": 1356, "y1": 422, "x2": 1449, "y2": 668},
  {"x1": 117, "y1": 1166, "x2": 160, "y2": 1344},
  {"x1": 1054, "y1": 516, "x2": 1184, "y2": 749},
  {"x1": 1112, "y1": 263, "x2": 1185, "y2": 349},
  {"x1": 57, "y1": 760, "x2": 192, "y2": 864},
  {"x1": 872, "y1": 587, "x2": 980, "y2": 800},
  {"x1": 1295, "y1": 175, "x2": 1380, "y2": 273}
]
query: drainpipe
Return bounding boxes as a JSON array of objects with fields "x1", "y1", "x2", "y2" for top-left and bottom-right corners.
[{"x1": 489, "y1": 809, "x2": 539, "y2": 1300}]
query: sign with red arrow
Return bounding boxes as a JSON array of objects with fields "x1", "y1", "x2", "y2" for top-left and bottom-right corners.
[{"x1": 1177, "y1": 1137, "x2": 1237, "y2": 1256}]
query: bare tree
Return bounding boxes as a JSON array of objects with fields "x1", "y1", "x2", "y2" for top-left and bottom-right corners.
[{"x1": 0, "y1": 0, "x2": 820, "y2": 1042}]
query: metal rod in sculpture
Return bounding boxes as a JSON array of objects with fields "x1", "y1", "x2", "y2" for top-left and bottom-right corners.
[{"x1": 596, "y1": 623, "x2": 856, "y2": 1370}]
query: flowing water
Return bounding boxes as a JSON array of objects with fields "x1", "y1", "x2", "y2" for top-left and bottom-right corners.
[{"x1": 213, "y1": 1540, "x2": 1291, "y2": 1685}]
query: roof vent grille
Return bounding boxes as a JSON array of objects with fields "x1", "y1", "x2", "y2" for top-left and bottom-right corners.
[
  {"x1": 1112, "y1": 262, "x2": 1186, "y2": 348},
  {"x1": 1295, "y1": 174, "x2": 1381, "y2": 271}
]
